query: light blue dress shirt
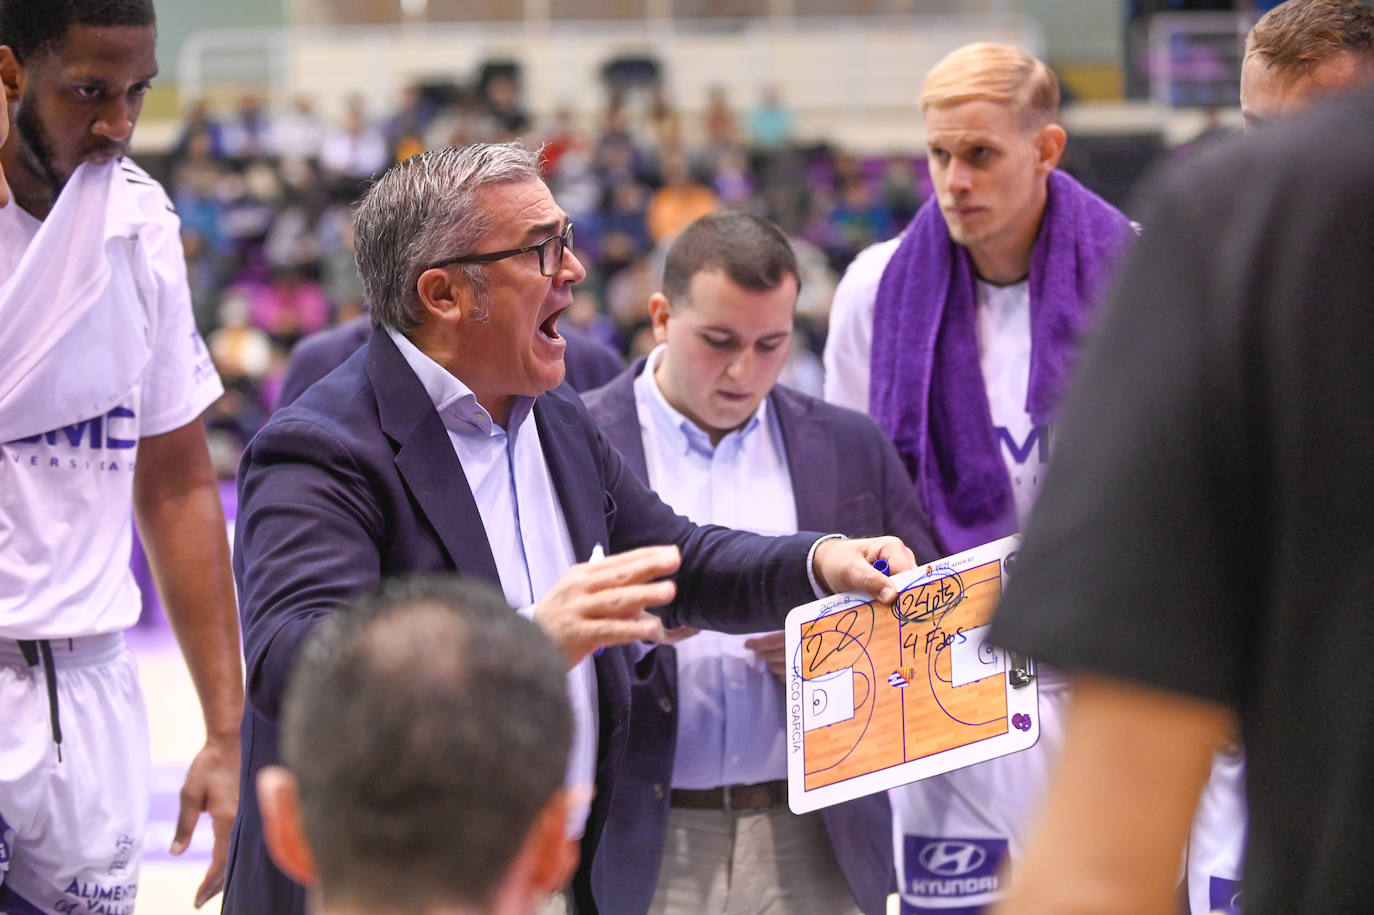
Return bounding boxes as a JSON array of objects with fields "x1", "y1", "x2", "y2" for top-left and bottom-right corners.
[
  {"x1": 634, "y1": 345, "x2": 798, "y2": 789},
  {"x1": 388, "y1": 329, "x2": 597, "y2": 837}
]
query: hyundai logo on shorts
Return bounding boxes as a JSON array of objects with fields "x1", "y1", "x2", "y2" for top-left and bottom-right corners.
[
  {"x1": 919, "y1": 840, "x2": 987, "y2": 877},
  {"x1": 904, "y1": 835, "x2": 1008, "y2": 900}
]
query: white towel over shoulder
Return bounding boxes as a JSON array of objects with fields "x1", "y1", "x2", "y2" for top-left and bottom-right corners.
[{"x1": 0, "y1": 159, "x2": 166, "y2": 442}]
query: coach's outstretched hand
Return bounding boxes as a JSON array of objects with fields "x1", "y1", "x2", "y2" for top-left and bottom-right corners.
[
  {"x1": 813, "y1": 536, "x2": 916, "y2": 605},
  {"x1": 534, "y1": 545, "x2": 681, "y2": 667}
]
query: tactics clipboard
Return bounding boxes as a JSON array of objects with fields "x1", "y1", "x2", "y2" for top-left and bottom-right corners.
[{"x1": 784, "y1": 535, "x2": 1036, "y2": 814}]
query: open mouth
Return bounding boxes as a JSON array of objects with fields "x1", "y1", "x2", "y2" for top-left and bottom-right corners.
[{"x1": 537, "y1": 307, "x2": 567, "y2": 346}]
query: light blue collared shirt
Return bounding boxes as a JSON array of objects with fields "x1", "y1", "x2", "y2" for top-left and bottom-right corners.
[
  {"x1": 634, "y1": 345, "x2": 798, "y2": 789},
  {"x1": 389, "y1": 329, "x2": 597, "y2": 836}
]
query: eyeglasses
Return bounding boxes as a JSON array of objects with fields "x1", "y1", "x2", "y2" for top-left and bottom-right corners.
[{"x1": 426, "y1": 223, "x2": 575, "y2": 277}]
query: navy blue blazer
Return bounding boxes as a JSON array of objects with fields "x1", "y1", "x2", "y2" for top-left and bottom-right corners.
[
  {"x1": 581, "y1": 360, "x2": 940, "y2": 915},
  {"x1": 274, "y1": 315, "x2": 625, "y2": 410},
  {"x1": 222, "y1": 332, "x2": 824, "y2": 915}
]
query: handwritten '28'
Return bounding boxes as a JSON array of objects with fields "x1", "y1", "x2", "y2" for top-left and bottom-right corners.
[{"x1": 802, "y1": 608, "x2": 872, "y2": 674}]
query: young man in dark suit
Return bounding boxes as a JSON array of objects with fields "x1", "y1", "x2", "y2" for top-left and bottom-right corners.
[{"x1": 582, "y1": 212, "x2": 938, "y2": 915}]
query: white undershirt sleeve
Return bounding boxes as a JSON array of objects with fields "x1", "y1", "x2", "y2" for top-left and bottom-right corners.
[{"x1": 822, "y1": 237, "x2": 899, "y2": 413}]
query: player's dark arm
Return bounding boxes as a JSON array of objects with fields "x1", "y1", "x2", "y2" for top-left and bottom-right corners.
[
  {"x1": 994, "y1": 674, "x2": 1233, "y2": 915},
  {"x1": 133, "y1": 417, "x2": 244, "y2": 908}
]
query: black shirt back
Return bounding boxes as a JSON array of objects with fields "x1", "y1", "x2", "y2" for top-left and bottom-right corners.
[{"x1": 989, "y1": 87, "x2": 1374, "y2": 913}]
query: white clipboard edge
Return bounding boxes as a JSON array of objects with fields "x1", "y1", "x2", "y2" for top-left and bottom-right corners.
[{"x1": 785, "y1": 534, "x2": 1037, "y2": 814}]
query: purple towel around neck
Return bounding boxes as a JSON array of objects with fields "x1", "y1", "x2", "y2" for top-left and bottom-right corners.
[{"x1": 869, "y1": 169, "x2": 1133, "y2": 554}]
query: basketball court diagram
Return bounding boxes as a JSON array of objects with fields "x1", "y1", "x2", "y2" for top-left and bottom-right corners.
[{"x1": 785, "y1": 535, "x2": 1037, "y2": 813}]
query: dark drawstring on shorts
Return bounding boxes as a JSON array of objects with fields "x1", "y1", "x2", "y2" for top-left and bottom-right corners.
[{"x1": 18, "y1": 639, "x2": 63, "y2": 763}]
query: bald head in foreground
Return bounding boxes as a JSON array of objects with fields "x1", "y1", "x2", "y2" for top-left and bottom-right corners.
[{"x1": 259, "y1": 574, "x2": 576, "y2": 915}]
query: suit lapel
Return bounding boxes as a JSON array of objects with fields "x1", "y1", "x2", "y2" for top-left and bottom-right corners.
[
  {"x1": 366, "y1": 331, "x2": 501, "y2": 583},
  {"x1": 535, "y1": 391, "x2": 607, "y2": 564},
  {"x1": 590, "y1": 362, "x2": 650, "y2": 484},
  {"x1": 774, "y1": 387, "x2": 839, "y2": 531}
]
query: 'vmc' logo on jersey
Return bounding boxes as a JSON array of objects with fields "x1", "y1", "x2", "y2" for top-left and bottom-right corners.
[
  {"x1": 996, "y1": 425, "x2": 1050, "y2": 465},
  {"x1": 6, "y1": 406, "x2": 137, "y2": 450}
]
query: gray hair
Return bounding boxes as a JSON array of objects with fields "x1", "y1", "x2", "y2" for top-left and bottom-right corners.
[{"x1": 353, "y1": 143, "x2": 544, "y2": 333}]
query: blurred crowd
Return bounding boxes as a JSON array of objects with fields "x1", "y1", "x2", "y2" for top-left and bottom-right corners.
[{"x1": 161, "y1": 74, "x2": 944, "y2": 475}]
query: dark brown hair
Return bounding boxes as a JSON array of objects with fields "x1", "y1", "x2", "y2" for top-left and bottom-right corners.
[
  {"x1": 1247, "y1": 0, "x2": 1374, "y2": 78},
  {"x1": 661, "y1": 210, "x2": 800, "y2": 304}
]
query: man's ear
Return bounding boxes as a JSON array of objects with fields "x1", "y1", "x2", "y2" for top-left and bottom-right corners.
[
  {"x1": 416, "y1": 266, "x2": 469, "y2": 325},
  {"x1": 528, "y1": 789, "x2": 581, "y2": 896},
  {"x1": 1035, "y1": 123, "x2": 1068, "y2": 175},
  {"x1": 256, "y1": 766, "x2": 318, "y2": 890},
  {"x1": 0, "y1": 46, "x2": 23, "y2": 106},
  {"x1": 648, "y1": 292, "x2": 673, "y2": 346},
  {"x1": 0, "y1": 49, "x2": 10, "y2": 207}
]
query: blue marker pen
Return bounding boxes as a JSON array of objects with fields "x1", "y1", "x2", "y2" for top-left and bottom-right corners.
[{"x1": 872, "y1": 559, "x2": 890, "y2": 576}]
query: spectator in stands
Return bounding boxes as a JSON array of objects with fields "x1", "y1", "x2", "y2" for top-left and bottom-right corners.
[
  {"x1": 257, "y1": 574, "x2": 578, "y2": 915},
  {"x1": 593, "y1": 117, "x2": 650, "y2": 195},
  {"x1": 748, "y1": 84, "x2": 795, "y2": 151},
  {"x1": 320, "y1": 95, "x2": 389, "y2": 181},
  {"x1": 647, "y1": 85, "x2": 683, "y2": 151},
  {"x1": 821, "y1": 178, "x2": 894, "y2": 271},
  {"x1": 172, "y1": 135, "x2": 230, "y2": 256},
  {"x1": 538, "y1": 106, "x2": 585, "y2": 175},
  {"x1": 709, "y1": 147, "x2": 756, "y2": 207},
  {"x1": 249, "y1": 266, "x2": 330, "y2": 348},
  {"x1": 210, "y1": 289, "x2": 275, "y2": 383},
  {"x1": 272, "y1": 96, "x2": 326, "y2": 161},
  {"x1": 701, "y1": 84, "x2": 741, "y2": 162},
  {"x1": 317, "y1": 201, "x2": 366, "y2": 321},
  {"x1": 221, "y1": 95, "x2": 273, "y2": 160},
  {"x1": 383, "y1": 83, "x2": 435, "y2": 163},
  {"x1": 484, "y1": 72, "x2": 531, "y2": 138},
  {"x1": 169, "y1": 98, "x2": 225, "y2": 160},
  {"x1": 1240, "y1": 0, "x2": 1374, "y2": 126},
  {"x1": 646, "y1": 151, "x2": 719, "y2": 244},
  {"x1": 603, "y1": 180, "x2": 654, "y2": 251}
]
